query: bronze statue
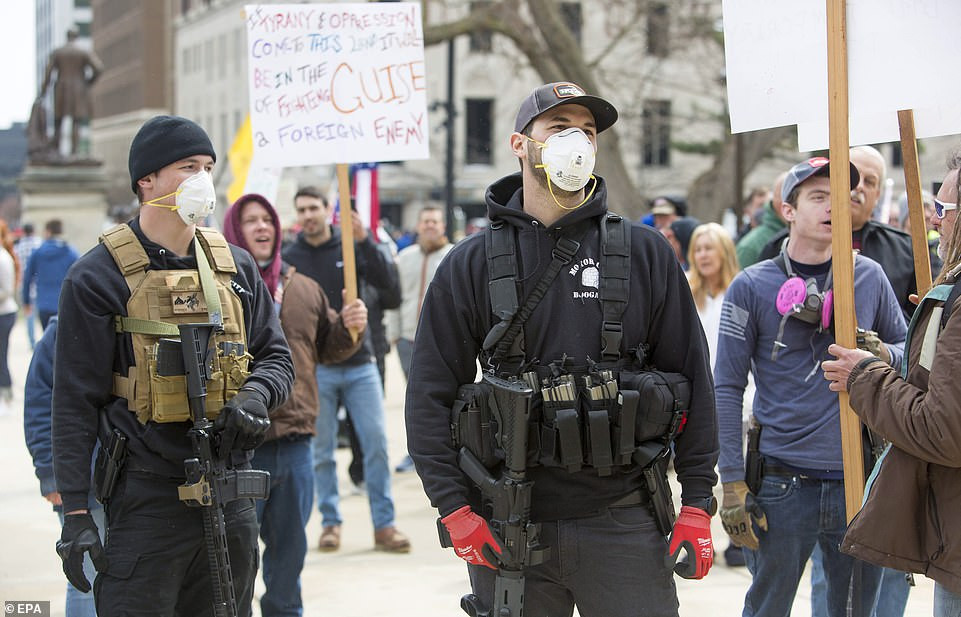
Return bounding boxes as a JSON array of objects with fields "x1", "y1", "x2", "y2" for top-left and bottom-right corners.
[{"x1": 39, "y1": 28, "x2": 103, "y2": 158}]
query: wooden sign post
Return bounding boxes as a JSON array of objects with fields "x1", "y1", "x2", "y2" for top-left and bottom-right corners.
[
  {"x1": 825, "y1": 0, "x2": 863, "y2": 522},
  {"x1": 336, "y1": 163, "x2": 359, "y2": 342},
  {"x1": 897, "y1": 109, "x2": 934, "y2": 298}
]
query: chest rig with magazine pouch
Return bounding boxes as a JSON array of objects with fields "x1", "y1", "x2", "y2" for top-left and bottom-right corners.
[
  {"x1": 102, "y1": 224, "x2": 252, "y2": 424},
  {"x1": 449, "y1": 214, "x2": 692, "y2": 476}
]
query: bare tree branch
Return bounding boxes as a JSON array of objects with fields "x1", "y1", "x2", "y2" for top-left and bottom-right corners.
[{"x1": 587, "y1": 1, "x2": 647, "y2": 70}]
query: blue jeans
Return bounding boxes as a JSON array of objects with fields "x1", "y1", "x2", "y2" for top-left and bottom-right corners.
[
  {"x1": 57, "y1": 505, "x2": 106, "y2": 617},
  {"x1": 253, "y1": 436, "x2": 313, "y2": 617},
  {"x1": 936, "y1": 583, "x2": 961, "y2": 617},
  {"x1": 0, "y1": 311, "x2": 16, "y2": 388},
  {"x1": 39, "y1": 310, "x2": 56, "y2": 330},
  {"x1": 396, "y1": 338, "x2": 414, "y2": 380},
  {"x1": 313, "y1": 362, "x2": 395, "y2": 530},
  {"x1": 811, "y1": 543, "x2": 911, "y2": 617},
  {"x1": 744, "y1": 473, "x2": 881, "y2": 617},
  {"x1": 24, "y1": 309, "x2": 36, "y2": 349}
]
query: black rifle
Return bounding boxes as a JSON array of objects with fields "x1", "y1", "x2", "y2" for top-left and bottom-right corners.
[
  {"x1": 158, "y1": 323, "x2": 270, "y2": 617},
  {"x1": 439, "y1": 373, "x2": 549, "y2": 617}
]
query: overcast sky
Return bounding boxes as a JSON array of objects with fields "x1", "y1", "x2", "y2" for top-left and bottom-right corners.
[{"x1": 0, "y1": 0, "x2": 36, "y2": 130}]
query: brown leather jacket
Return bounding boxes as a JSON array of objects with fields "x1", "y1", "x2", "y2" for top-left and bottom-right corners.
[
  {"x1": 267, "y1": 265, "x2": 361, "y2": 440},
  {"x1": 842, "y1": 286, "x2": 961, "y2": 595}
]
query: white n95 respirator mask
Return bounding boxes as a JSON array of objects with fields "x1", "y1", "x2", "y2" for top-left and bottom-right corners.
[
  {"x1": 530, "y1": 127, "x2": 596, "y2": 192},
  {"x1": 144, "y1": 171, "x2": 217, "y2": 225}
]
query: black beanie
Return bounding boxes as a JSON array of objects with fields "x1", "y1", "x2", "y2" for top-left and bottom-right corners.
[{"x1": 128, "y1": 115, "x2": 216, "y2": 193}]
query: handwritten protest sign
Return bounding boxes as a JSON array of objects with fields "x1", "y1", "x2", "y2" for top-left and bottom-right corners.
[
  {"x1": 244, "y1": 3, "x2": 429, "y2": 167},
  {"x1": 722, "y1": 0, "x2": 961, "y2": 147}
]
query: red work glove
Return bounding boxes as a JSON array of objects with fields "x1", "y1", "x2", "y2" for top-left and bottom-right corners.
[
  {"x1": 441, "y1": 506, "x2": 503, "y2": 570},
  {"x1": 667, "y1": 505, "x2": 714, "y2": 579}
]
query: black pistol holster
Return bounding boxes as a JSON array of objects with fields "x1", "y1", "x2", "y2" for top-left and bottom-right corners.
[
  {"x1": 94, "y1": 408, "x2": 128, "y2": 505},
  {"x1": 745, "y1": 419, "x2": 763, "y2": 495}
]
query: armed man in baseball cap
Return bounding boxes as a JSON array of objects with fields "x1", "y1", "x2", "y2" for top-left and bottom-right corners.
[{"x1": 407, "y1": 81, "x2": 719, "y2": 616}]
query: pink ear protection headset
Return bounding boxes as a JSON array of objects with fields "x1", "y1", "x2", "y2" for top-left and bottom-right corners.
[{"x1": 771, "y1": 242, "x2": 833, "y2": 360}]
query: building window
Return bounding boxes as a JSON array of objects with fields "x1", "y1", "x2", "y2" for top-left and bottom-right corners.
[
  {"x1": 642, "y1": 99, "x2": 671, "y2": 167},
  {"x1": 560, "y1": 3, "x2": 582, "y2": 47},
  {"x1": 465, "y1": 98, "x2": 493, "y2": 165},
  {"x1": 647, "y1": 3, "x2": 669, "y2": 57},
  {"x1": 75, "y1": 0, "x2": 91, "y2": 7},
  {"x1": 234, "y1": 29, "x2": 243, "y2": 75},
  {"x1": 469, "y1": 2, "x2": 492, "y2": 52},
  {"x1": 75, "y1": 22, "x2": 90, "y2": 38},
  {"x1": 891, "y1": 143, "x2": 903, "y2": 168},
  {"x1": 204, "y1": 40, "x2": 213, "y2": 79},
  {"x1": 218, "y1": 34, "x2": 226, "y2": 74}
]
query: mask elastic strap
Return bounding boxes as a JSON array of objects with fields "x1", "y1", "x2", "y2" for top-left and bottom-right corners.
[
  {"x1": 525, "y1": 135, "x2": 547, "y2": 149},
  {"x1": 536, "y1": 166, "x2": 597, "y2": 210},
  {"x1": 143, "y1": 188, "x2": 182, "y2": 211},
  {"x1": 771, "y1": 310, "x2": 794, "y2": 361}
]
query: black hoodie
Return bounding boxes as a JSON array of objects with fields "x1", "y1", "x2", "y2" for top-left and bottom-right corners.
[
  {"x1": 282, "y1": 225, "x2": 399, "y2": 366},
  {"x1": 52, "y1": 218, "x2": 294, "y2": 512},
  {"x1": 405, "y1": 173, "x2": 718, "y2": 521}
]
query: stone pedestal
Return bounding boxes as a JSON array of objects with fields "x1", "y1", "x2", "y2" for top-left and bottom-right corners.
[{"x1": 18, "y1": 164, "x2": 110, "y2": 255}]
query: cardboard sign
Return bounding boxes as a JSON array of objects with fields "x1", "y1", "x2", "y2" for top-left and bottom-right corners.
[
  {"x1": 722, "y1": 0, "x2": 961, "y2": 147},
  {"x1": 244, "y1": 3, "x2": 429, "y2": 166}
]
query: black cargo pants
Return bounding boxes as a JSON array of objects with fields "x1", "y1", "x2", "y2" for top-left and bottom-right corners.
[
  {"x1": 94, "y1": 470, "x2": 260, "y2": 617},
  {"x1": 467, "y1": 500, "x2": 679, "y2": 617}
]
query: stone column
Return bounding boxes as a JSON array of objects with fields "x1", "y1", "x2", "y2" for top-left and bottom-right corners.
[{"x1": 18, "y1": 163, "x2": 110, "y2": 255}]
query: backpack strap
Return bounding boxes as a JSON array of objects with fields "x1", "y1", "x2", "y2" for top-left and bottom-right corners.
[
  {"x1": 941, "y1": 278, "x2": 961, "y2": 330},
  {"x1": 483, "y1": 220, "x2": 523, "y2": 362},
  {"x1": 599, "y1": 213, "x2": 630, "y2": 362}
]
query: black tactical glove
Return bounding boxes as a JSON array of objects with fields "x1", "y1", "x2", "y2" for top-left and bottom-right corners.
[
  {"x1": 214, "y1": 388, "x2": 270, "y2": 457},
  {"x1": 56, "y1": 513, "x2": 107, "y2": 593}
]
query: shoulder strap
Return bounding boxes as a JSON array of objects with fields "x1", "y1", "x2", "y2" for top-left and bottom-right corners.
[
  {"x1": 599, "y1": 213, "x2": 630, "y2": 362},
  {"x1": 195, "y1": 227, "x2": 237, "y2": 274},
  {"x1": 941, "y1": 279, "x2": 961, "y2": 330},
  {"x1": 483, "y1": 220, "x2": 522, "y2": 359},
  {"x1": 100, "y1": 224, "x2": 149, "y2": 276},
  {"x1": 482, "y1": 221, "x2": 584, "y2": 367}
]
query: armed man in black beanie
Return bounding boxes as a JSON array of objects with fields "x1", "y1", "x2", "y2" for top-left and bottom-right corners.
[{"x1": 51, "y1": 115, "x2": 293, "y2": 616}]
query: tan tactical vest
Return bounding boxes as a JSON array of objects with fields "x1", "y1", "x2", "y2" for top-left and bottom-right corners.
[{"x1": 102, "y1": 224, "x2": 252, "y2": 424}]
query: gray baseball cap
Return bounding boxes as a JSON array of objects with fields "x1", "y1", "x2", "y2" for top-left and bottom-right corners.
[
  {"x1": 781, "y1": 156, "x2": 859, "y2": 203},
  {"x1": 514, "y1": 82, "x2": 618, "y2": 134}
]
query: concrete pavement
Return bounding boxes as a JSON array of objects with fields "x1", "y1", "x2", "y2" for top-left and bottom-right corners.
[{"x1": 0, "y1": 318, "x2": 936, "y2": 616}]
